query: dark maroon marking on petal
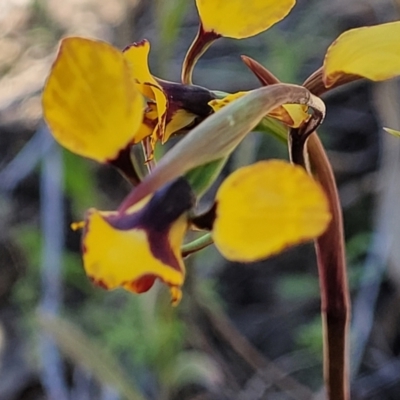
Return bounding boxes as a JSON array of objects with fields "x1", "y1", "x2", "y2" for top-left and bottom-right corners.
[
  {"x1": 158, "y1": 80, "x2": 216, "y2": 118},
  {"x1": 108, "y1": 145, "x2": 141, "y2": 186},
  {"x1": 81, "y1": 218, "x2": 91, "y2": 254},
  {"x1": 122, "y1": 39, "x2": 149, "y2": 52},
  {"x1": 89, "y1": 276, "x2": 109, "y2": 290},
  {"x1": 124, "y1": 274, "x2": 157, "y2": 293},
  {"x1": 106, "y1": 178, "x2": 195, "y2": 271},
  {"x1": 143, "y1": 115, "x2": 157, "y2": 128}
]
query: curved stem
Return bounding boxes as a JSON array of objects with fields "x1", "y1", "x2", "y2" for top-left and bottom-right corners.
[
  {"x1": 245, "y1": 58, "x2": 350, "y2": 399},
  {"x1": 181, "y1": 233, "x2": 214, "y2": 257},
  {"x1": 181, "y1": 24, "x2": 220, "y2": 84},
  {"x1": 307, "y1": 132, "x2": 350, "y2": 400}
]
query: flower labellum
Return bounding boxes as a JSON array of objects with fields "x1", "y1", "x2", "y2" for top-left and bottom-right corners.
[{"x1": 82, "y1": 178, "x2": 194, "y2": 305}]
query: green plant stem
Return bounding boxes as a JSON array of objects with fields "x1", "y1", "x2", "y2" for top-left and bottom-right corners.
[
  {"x1": 307, "y1": 132, "x2": 350, "y2": 400},
  {"x1": 181, "y1": 233, "x2": 213, "y2": 257}
]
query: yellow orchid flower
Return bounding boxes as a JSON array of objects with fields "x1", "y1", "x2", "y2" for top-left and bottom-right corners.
[{"x1": 79, "y1": 161, "x2": 330, "y2": 304}]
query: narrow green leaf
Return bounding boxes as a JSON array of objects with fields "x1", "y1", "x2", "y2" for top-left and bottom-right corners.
[{"x1": 184, "y1": 157, "x2": 227, "y2": 196}]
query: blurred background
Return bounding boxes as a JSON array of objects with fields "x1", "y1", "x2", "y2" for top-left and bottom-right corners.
[{"x1": 1, "y1": 0, "x2": 400, "y2": 399}]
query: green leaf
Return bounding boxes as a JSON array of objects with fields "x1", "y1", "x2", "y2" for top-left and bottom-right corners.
[{"x1": 184, "y1": 157, "x2": 227, "y2": 196}]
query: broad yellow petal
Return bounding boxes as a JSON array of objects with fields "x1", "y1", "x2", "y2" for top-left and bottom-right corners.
[
  {"x1": 213, "y1": 160, "x2": 331, "y2": 261},
  {"x1": 196, "y1": 0, "x2": 296, "y2": 39},
  {"x1": 324, "y1": 22, "x2": 400, "y2": 87},
  {"x1": 42, "y1": 37, "x2": 144, "y2": 163}
]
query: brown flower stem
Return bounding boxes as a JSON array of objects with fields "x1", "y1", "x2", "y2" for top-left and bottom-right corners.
[
  {"x1": 244, "y1": 57, "x2": 350, "y2": 399},
  {"x1": 181, "y1": 24, "x2": 220, "y2": 84},
  {"x1": 307, "y1": 132, "x2": 350, "y2": 400}
]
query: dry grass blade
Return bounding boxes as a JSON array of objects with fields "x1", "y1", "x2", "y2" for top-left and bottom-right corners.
[{"x1": 39, "y1": 313, "x2": 148, "y2": 400}]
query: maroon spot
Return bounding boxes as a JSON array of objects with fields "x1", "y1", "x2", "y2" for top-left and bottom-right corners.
[
  {"x1": 125, "y1": 275, "x2": 157, "y2": 293},
  {"x1": 89, "y1": 276, "x2": 109, "y2": 290},
  {"x1": 123, "y1": 39, "x2": 148, "y2": 52}
]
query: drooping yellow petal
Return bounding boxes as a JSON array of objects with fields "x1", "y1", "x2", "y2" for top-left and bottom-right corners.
[
  {"x1": 123, "y1": 40, "x2": 167, "y2": 139},
  {"x1": 209, "y1": 92, "x2": 309, "y2": 128},
  {"x1": 213, "y1": 160, "x2": 331, "y2": 262},
  {"x1": 195, "y1": 0, "x2": 296, "y2": 39},
  {"x1": 83, "y1": 209, "x2": 187, "y2": 304},
  {"x1": 83, "y1": 178, "x2": 194, "y2": 304},
  {"x1": 42, "y1": 37, "x2": 144, "y2": 163},
  {"x1": 324, "y1": 21, "x2": 400, "y2": 87}
]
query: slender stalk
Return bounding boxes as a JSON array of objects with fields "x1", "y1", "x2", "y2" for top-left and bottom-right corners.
[
  {"x1": 181, "y1": 233, "x2": 213, "y2": 257},
  {"x1": 307, "y1": 132, "x2": 350, "y2": 400},
  {"x1": 244, "y1": 59, "x2": 351, "y2": 399},
  {"x1": 181, "y1": 24, "x2": 220, "y2": 84}
]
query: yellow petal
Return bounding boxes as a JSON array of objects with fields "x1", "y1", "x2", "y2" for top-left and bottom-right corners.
[
  {"x1": 324, "y1": 21, "x2": 400, "y2": 87},
  {"x1": 83, "y1": 208, "x2": 187, "y2": 305},
  {"x1": 163, "y1": 109, "x2": 197, "y2": 143},
  {"x1": 42, "y1": 37, "x2": 144, "y2": 163},
  {"x1": 213, "y1": 160, "x2": 331, "y2": 261},
  {"x1": 83, "y1": 178, "x2": 194, "y2": 304},
  {"x1": 280, "y1": 104, "x2": 309, "y2": 128},
  {"x1": 209, "y1": 93, "x2": 309, "y2": 128},
  {"x1": 123, "y1": 40, "x2": 167, "y2": 139},
  {"x1": 196, "y1": 0, "x2": 296, "y2": 39}
]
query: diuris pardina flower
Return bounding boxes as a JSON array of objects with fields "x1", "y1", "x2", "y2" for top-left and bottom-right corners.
[{"x1": 42, "y1": 0, "x2": 400, "y2": 307}]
